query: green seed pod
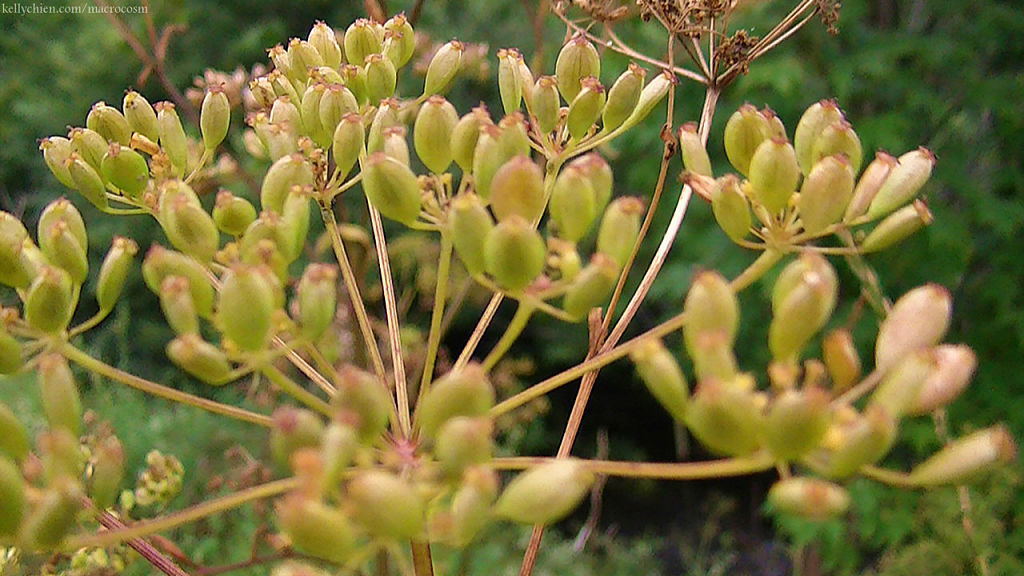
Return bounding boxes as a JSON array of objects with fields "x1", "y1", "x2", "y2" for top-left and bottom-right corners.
[
  {"x1": 331, "y1": 365, "x2": 392, "y2": 444},
  {"x1": 160, "y1": 194, "x2": 220, "y2": 262},
  {"x1": 287, "y1": 38, "x2": 324, "y2": 78},
  {"x1": 364, "y1": 53, "x2": 397, "y2": 103},
  {"x1": 261, "y1": 153, "x2": 313, "y2": 214},
  {"x1": 450, "y1": 467, "x2": 498, "y2": 546},
  {"x1": 682, "y1": 270, "x2": 739, "y2": 359},
  {"x1": 798, "y1": 154, "x2": 855, "y2": 235},
  {"x1": 552, "y1": 238, "x2": 583, "y2": 280},
  {"x1": 596, "y1": 196, "x2": 643, "y2": 268},
  {"x1": 166, "y1": 333, "x2": 232, "y2": 385},
  {"x1": 200, "y1": 87, "x2": 231, "y2": 150},
  {"x1": 448, "y1": 193, "x2": 494, "y2": 276},
  {"x1": 723, "y1": 104, "x2": 770, "y2": 177},
  {"x1": 267, "y1": 67, "x2": 301, "y2": 104},
  {"x1": 908, "y1": 425, "x2": 1016, "y2": 487},
  {"x1": 417, "y1": 363, "x2": 494, "y2": 440},
  {"x1": 87, "y1": 101, "x2": 132, "y2": 145},
  {"x1": 483, "y1": 216, "x2": 545, "y2": 292},
  {"x1": 811, "y1": 119, "x2": 862, "y2": 174},
  {"x1": 793, "y1": 99, "x2": 844, "y2": 174},
  {"x1": 309, "y1": 21, "x2": 342, "y2": 69},
  {"x1": 256, "y1": 117, "x2": 299, "y2": 161},
  {"x1": 768, "y1": 477, "x2": 850, "y2": 521},
  {"x1": 860, "y1": 200, "x2": 933, "y2": 253},
  {"x1": 549, "y1": 165, "x2": 597, "y2": 242},
  {"x1": 142, "y1": 245, "x2": 215, "y2": 317},
  {"x1": 382, "y1": 14, "x2": 415, "y2": 69},
  {"x1": 822, "y1": 329, "x2": 861, "y2": 393},
  {"x1": 212, "y1": 190, "x2": 257, "y2": 236},
  {"x1": 296, "y1": 263, "x2": 337, "y2": 342},
  {"x1": 305, "y1": 83, "x2": 337, "y2": 147},
  {"x1": 348, "y1": 470, "x2": 426, "y2": 539},
  {"x1": 25, "y1": 266, "x2": 74, "y2": 334},
  {"x1": 340, "y1": 64, "x2": 368, "y2": 106},
  {"x1": 154, "y1": 102, "x2": 189, "y2": 177},
  {"x1": 748, "y1": 137, "x2": 800, "y2": 214},
  {"x1": 844, "y1": 151, "x2": 897, "y2": 222},
  {"x1": 217, "y1": 264, "x2": 276, "y2": 351},
  {"x1": 529, "y1": 75, "x2": 560, "y2": 134},
  {"x1": 37, "y1": 353, "x2": 81, "y2": 436},
  {"x1": 689, "y1": 331, "x2": 739, "y2": 382},
  {"x1": 602, "y1": 62, "x2": 645, "y2": 132},
  {"x1": 762, "y1": 387, "x2": 830, "y2": 461},
  {"x1": 332, "y1": 113, "x2": 364, "y2": 180},
  {"x1": 824, "y1": 405, "x2": 896, "y2": 478},
  {"x1": 678, "y1": 122, "x2": 712, "y2": 177},
  {"x1": 66, "y1": 154, "x2": 109, "y2": 210},
  {"x1": 68, "y1": 127, "x2": 108, "y2": 171},
  {"x1": 101, "y1": 143, "x2": 150, "y2": 199},
  {"x1": 563, "y1": 253, "x2": 619, "y2": 319},
  {"x1": 495, "y1": 459, "x2": 594, "y2": 525},
  {"x1": 555, "y1": 34, "x2": 600, "y2": 103},
  {"x1": 875, "y1": 284, "x2": 951, "y2": 373},
  {"x1": 89, "y1": 435, "x2": 124, "y2": 510},
  {"x1": 20, "y1": 479, "x2": 81, "y2": 551},
  {"x1": 865, "y1": 148, "x2": 936, "y2": 221},
  {"x1": 0, "y1": 403, "x2": 28, "y2": 462},
  {"x1": 159, "y1": 276, "x2": 199, "y2": 335},
  {"x1": 367, "y1": 100, "x2": 400, "y2": 150},
  {"x1": 275, "y1": 494, "x2": 356, "y2": 564},
  {"x1": 270, "y1": 96, "x2": 304, "y2": 135},
  {"x1": 424, "y1": 40, "x2": 464, "y2": 95},
  {"x1": 40, "y1": 137, "x2": 76, "y2": 188},
  {"x1": 709, "y1": 174, "x2": 751, "y2": 242},
  {"x1": 39, "y1": 197, "x2": 86, "y2": 250},
  {"x1": 768, "y1": 254, "x2": 838, "y2": 362},
  {"x1": 471, "y1": 125, "x2": 503, "y2": 200},
  {"x1": 685, "y1": 377, "x2": 763, "y2": 456},
  {"x1": 0, "y1": 455, "x2": 24, "y2": 537},
  {"x1": 566, "y1": 77, "x2": 605, "y2": 140},
  {"x1": 383, "y1": 126, "x2": 411, "y2": 170},
  {"x1": 270, "y1": 407, "x2": 325, "y2": 470},
  {"x1": 488, "y1": 155, "x2": 545, "y2": 223},
  {"x1": 0, "y1": 328, "x2": 21, "y2": 376},
  {"x1": 452, "y1": 107, "x2": 489, "y2": 172},
  {"x1": 122, "y1": 90, "x2": 159, "y2": 141},
  {"x1": 362, "y1": 152, "x2": 422, "y2": 225},
  {"x1": 497, "y1": 48, "x2": 523, "y2": 115},
  {"x1": 38, "y1": 428, "x2": 83, "y2": 483},
  {"x1": 344, "y1": 18, "x2": 383, "y2": 67},
  {"x1": 90, "y1": 238, "x2": 135, "y2": 313},
  {"x1": 414, "y1": 95, "x2": 459, "y2": 173},
  {"x1": 435, "y1": 416, "x2": 493, "y2": 476},
  {"x1": 630, "y1": 338, "x2": 688, "y2": 421},
  {"x1": 497, "y1": 113, "x2": 531, "y2": 159},
  {"x1": 908, "y1": 344, "x2": 976, "y2": 416},
  {"x1": 621, "y1": 70, "x2": 672, "y2": 128},
  {"x1": 870, "y1": 349, "x2": 933, "y2": 419},
  {"x1": 40, "y1": 221, "x2": 87, "y2": 285},
  {"x1": 321, "y1": 421, "x2": 358, "y2": 489},
  {"x1": 250, "y1": 76, "x2": 276, "y2": 109},
  {"x1": 267, "y1": 44, "x2": 298, "y2": 86}
]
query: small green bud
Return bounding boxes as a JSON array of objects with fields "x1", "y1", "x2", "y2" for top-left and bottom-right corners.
[
  {"x1": 414, "y1": 95, "x2": 459, "y2": 173},
  {"x1": 685, "y1": 376, "x2": 763, "y2": 456},
  {"x1": 40, "y1": 137, "x2": 76, "y2": 188},
  {"x1": 908, "y1": 344, "x2": 976, "y2": 416},
  {"x1": 344, "y1": 18, "x2": 383, "y2": 67},
  {"x1": 362, "y1": 152, "x2": 422, "y2": 225},
  {"x1": 435, "y1": 416, "x2": 493, "y2": 476},
  {"x1": 497, "y1": 48, "x2": 523, "y2": 115},
  {"x1": 200, "y1": 87, "x2": 231, "y2": 150},
  {"x1": 69, "y1": 127, "x2": 108, "y2": 171},
  {"x1": 87, "y1": 101, "x2": 132, "y2": 145},
  {"x1": 275, "y1": 494, "x2": 356, "y2": 564},
  {"x1": 0, "y1": 327, "x2": 21, "y2": 376},
  {"x1": 448, "y1": 192, "x2": 494, "y2": 276},
  {"x1": 364, "y1": 53, "x2": 397, "y2": 103},
  {"x1": 768, "y1": 253, "x2": 838, "y2": 362},
  {"x1": 768, "y1": 477, "x2": 850, "y2": 521},
  {"x1": 811, "y1": 119, "x2": 862, "y2": 174},
  {"x1": 630, "y1": 338, "x2": 688, "y2": 421},
  {"x1": 566, "y1": 76, "x2": 605, "y2": 140},
  {"x1": 450, "y1": 467, "x2": 498, "y2": 546},
  {"x1": 908, "y1": 425, "x2": 1016, "y2": 486},
  {"x1": 875, "y1": 283, "x2": 951, "y2": 373},
  {"x1": 331, "y1": 365, "x2": 392, "y2": 444},
  {"x1": 95, "y1": 236, "x2": 137, "y2": 311},
  {"x1": 451, "y1": 107, "x2": 489, "y2": 172},
  {"x1": 794, "y1": 99, "x2": 844, "y2": 174},
  {"x1": 89, "y1": 435, "x2": 124, "y2": 510},
  {"x1": 555, "y1": 34, "x2": 600, "y2": 103},
  {"x1": 159, "y1": 276, "x2": 199, "y2": 335},
  {"x1": 66, "y1": 154, "x2": 109, "y2": 210},
  {"x1": 37, "y1": 353, "x2": 81, "y2": 436},
  {"x1": 844, "y1": 151, "x2": 897, "y2": 222},
  {"x1": 382, "y1": 14, "x2": 415, "y2": 69},
  {"x1": 0, "y1": 403, "x2": 28, "y2": 462},
  {"x1": 484, "y1": 216, "x2": 545, "y2": 292},
  {"x1": 678, "y1": 122, "x2": 713, "y2": 177},
  {"x1": 798, "y1": 154, "x2": 855, "y2": 235},
  {"x1": 495, "y1": 459, "x2": 594, "y2": 525},
  {"x1": 870, "y1": 349, "x2": 933, "y2": 419},
  {"x1": 212, "y1": 190, "x2": 257, "y2": 236},
  {"x1": 217, "y1": 264, "x2": 276, "y2": 351},
  {"x1": 348, "y1": 470, "x2": 426, "y2": 539},
  {"x1": 748, "y1": 137, "x2": 800, "y2": 214},
  {"x1": 0, "y1": 455, "x2": 24, "y2": 537},
  {"x1": 122, "y1": 90, "x2": 159, "y2": 141},
  {"x1": 723, "y1": 104, "x2": 771, "y2": 177},
  {"x1": 424, "y1": 40, "x2": 465, "y2": 95},
  {"x1": 142, "y1": 245, "x2": 215, "y2": 317},
  {"x1": 549, "y1": 165, "x2": 597, "y2": 242},
  {"x1": 296, "y1": 263, "x2": 337, "y2": 342},
  {"x1": 824, "y1": 405, "x2": 896, "y2": 478},
  {"x1": 270, "y1": 407, "x2": 325, "y2": 470},
  {"x1": 822, "y1": 329, "x2": 861, "y2": 393},
  {"x1": 489, "y1": 155, "x2": 545, "y2": 223},
  {"x1": 261, "y1": 153, "x2": 313, "y2": 214},
  {"x1": 25, "y1": 266, "x2": 75, "y2": 334},
  {"x1": 417, "y1": 363, "x2": 494, "y2": 440},
  {"x1": 166, "y1": 333, "x2": 232, "y2": 385},
  {"x1": 603, "y1": 63, "x2": 645, "y2": 132},
  {"x1": 682, "y1": 270, "x2": 739, "y2": 359},
  {"x1": 563, "y1": 253, "x2": 619, "y2": 319},
  {"x1": 155, "y1": 102, "x2": 189, "y2": 177},
  {"x1": 160, "y1": 193, "x2": 220, "y2": 262},
  {"x1": 762, "y1": 387, "x2": 830, "y2": 460},
  {"x1": 101, "y1": 143, "x2": 150, "y2": 198},
  {"x1": 529, "y1": 75, "x2": 560, "y2": 134},
  {"x1": 596, "y1": 196, "x2": 643, "y2": 268},
  {"x1": 332, "y1": 112, "x2": 364, "y2": 180},
  {"x1": 20, "y1": 480, "x2": 81, "y2": 550},
  {"x1": 860, "y1": 200, "x2": 932, "y2": 252}
]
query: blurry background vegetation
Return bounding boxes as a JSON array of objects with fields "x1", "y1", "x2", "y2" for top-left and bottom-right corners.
[{"x1": 0, "y1": 0, "x2": 1022, "y2": 574}]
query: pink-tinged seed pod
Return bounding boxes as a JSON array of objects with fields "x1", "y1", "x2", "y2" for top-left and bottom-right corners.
[
  {"x1": 296, "y1": 263, "x2": 337, "y2": 342},
  {"x1": 685, "y1": 377, "x2": 763, "y2": 456},
  {"x1": 824, "y1": 405, "x2": 896, "y2": 478},
  {"x1": 570, "y1": 153, "x2": 613, "y2": 213},
  {"x1": 596, "y1": 196, "x2": 643, "y2": 268},
  {"x1": 762, "y1": 387, "x2": 831, "y2": 461},
  {"x1": 0, "y1": 403, "x2": 28, "y2": 462},
  {"x1": 261, "y1": 153, "x2": 313, "y2": 214},
  {"x1": 89, "y1": 435, "x2": 124, "y2": 510},
  {"x1": 364, "y1": 53, "x2": 397, "y2": 104},
  {"x1": 822, "y1": 329, "x2": 861, "y2": 393},
  {"x1": 122, "y1": 90, "x2": 159, "y2": 141},
  {"x1": 65, "y1": 154, "x2": 109, "y2": 211},
  {"x1": 603, "y1": 63, "x2": 645, "y2": 132},
  {"x1": 768, "y1": 254, "x2": 838, "y2": 362},
  {"x1": 381, "y1": 125, "x2": 410, "y2": 166},
  {"x1": 908, "y1": 344, "x2": 976, "y2": 416},
  {"x1": 270, "y1": 407, "x2": 325, "y2": 470},
  {"x1": 424, "y1": 40, "x2": 465, "y2": 95},
  {"x1": 101, "y1": 143, "x2": 150, "y2": 199},
  {"x1": 0, "y1": 328, "x2": 21, "y2": 376},
  {"x1": 348, "y1": 470, "x2": 426, "y2": 539},
  {"x1": 37, "y1": 353, "x2": 81, "y2": 436},
  {"x1": 166, "y1": 333, "x2": 232, "y2": 385},
  {"x1": 682, "y1": 270, "x2": 739, "y2": 359},
  {"x1": 212, "y1": 190, "x2": 257, "y2": 237},
  {"x1": 331, "y1": 365, "x2": 392, "y2": 444},
  {"x1": 159, "y1": 276, "x2": 199, "y2": 335},
  {"x1": 497, "y1": 48, "x2": 523, "y2": 115},
  {"x1": 414, "y1": 95, "x2": 459, "y2": 173},
  {"x1": 362, "y1": 152, "x2": 422, "y2": 226},
  {"x1": 811, "y1": 119, "x2": 862, "y2": 174},
  {"x1": 554, "y1": 34, "x2": 600, "y2": 103},
  {"x1": 154, "y1": 102, "x2": 188, "y2": 177},
  {"x1": 142, "y1": 245, "x2": 214, "y2": 317},
  {"x1": 494, "y1": 459, "x2": 594, "y2": 525},
  {"x1": 275, "y1": 493, "x2": 356, "y2": 564},
  {"x1": 448, "y1": 193, "x2": 494, "y2": 277},
  {"x1": 40, "y1": 137, "x2": 76, "y2": 188},
  {"x1": 562, "y1": 253, "x2": 619, "y2": 319},
  {"x1": 450, "y1": 466, "x2": 498, "y2": 546},
  {"x1": 483, "y1": 216, "x2": 546, "y2": 292},
  {"x1": 489, "y1": 155, "x2": 545, "y2": 223},
  {"x1": 160, "y1": 194, "x2": 220, "y2": 262},
  {"x1": 382, "y1": 14, "x2": 415, "y2": 69},
  {"x1": 451, "y1": 107, "x2": 490, "y2": 172},
  {"x1": 87, "y1": 101, "x2": 132, "y2": 145},
  {"x1": 748, "y1": 137, "x2": 800, "y2": 214},
  {"x1": 875, "y1": 284, "x2": 952, "y2": 373},
  {"x1": 25, "y1": 266, "x2": 74, "y2": 334},
  {"x1": 529, "y1": 75, "x2": 560, "y2": 134},
  {"x1": 344, "y1": 19, "x2": 383, "y2": 68},
  {"x1": 435, "y1": 417, "x2": 494, "y2": 476},
  {"x1": 678, "y1": 122, "x2": 713, "y2": 178},
  {"x1": 798, "y1": 154, "x2": 855, "y2": 235},
  {"x1": 870, "y1": 349, "x2": 933, "y2": 418},
  {"x1": 566, "y1": 76, "x2": 605, "y2": 140},
  {"x1": 794, "y1": 99, "x2": 844, "y2": 174},
  {"x1": 217, "y1": 264, "x2": 277, "y2": 351},
  {"x1": 308, "y1": 21, "x2": 342, "y2": 69},
  {"x1": 417, "y1": 363, "x2": 494, "y2": 440},
  {"x1": 689, "y1": 331, "x2": 739, "y2": 382},
  {"x1": 96, "y1": 236, "x2": 137, "y2": 311},
  {"x1": 860, "y1": 199, "x2": 933, "y2": 253},
  {"x1": 710, "y1": 175, "x2": 751, "y2": 242},
  {"x1": 768, "y1": 477, "x2": 850, "y2": 521},
  {"x1": 69, "y1": 127, "x2": 108, "y2": 172},
  {"x1": 288, "y1": 38, "x2": 323, "y2": 78},
  {"x1": 200, "y1": 87, "x2": 231, "y2": 150},
  {"x1": 0, "y1": 455, "x2": 24, "y2": 537},
  {"x1": 865, "y1": 147, "x2": 936, "y2": 221},
  {"x1": 844, "y1": 151, "x2": 897, "y2": 222},
  {"x1": 723, "y1": 104, "x2": 771, "y2": 177},
  {"x1": 630, "y1": 338, "x2": 689, "y2": 421},
  {"x1": 20, "y1": 479, "x2": 82, "y2": 551},
  {"x1": 332, "y1": 113, "x2": 364, "y2": 180},
  {"x1": 908, "y1": 425, "x2": 1016, "y2": 487},
  {"x1": 549, "y1": 165, "x2": 597, "y2": 242},
  {"x1": 497, "y1": 113, "x2": 531, "y2": 159}
]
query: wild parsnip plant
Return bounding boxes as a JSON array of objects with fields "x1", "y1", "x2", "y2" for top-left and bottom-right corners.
[{"x1": 0, "y1": 1, "x2": 1016, "y2": 575}]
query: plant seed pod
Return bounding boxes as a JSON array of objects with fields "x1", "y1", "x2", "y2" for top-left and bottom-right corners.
[
  {"x1": 570, "y1": 153, "x2": 613, "y2": 212},
  {"x1": 261, "y1": 153, "x2": 313, "y2": 214},
  {"x1": 768, "y1": 254, "x2": 838, "y2": 362},
  {"x1": 37, "y1": 428, "x2": 83, "y2": 483},
  {"x1": 448, "y1": 193, "x2": 494, "y2": 276},
  {"x1": 529, "y1": 75, "x2": 560, "y2": 134},
  {"x1": 275, "y1": 494, "x2": 356, "y2": 564},
  {"x1": 0, "y1": 328, "x2": 21, "y2": 376},
  {"x1": 682, "y1": 270, "x2": 739, "y2": 359},
  {"x1": 566, "y1": 76, "x2": 605, "y2": 140},
  {"x1": 554, "y1": 34, "x2": 600, "y2": 103},
  {"x1": 768, "y1": 477, "x2": 849, "y2": 521},
  {"x1": 748, "y1": 137, "x2": 800, "y2": 214},
  {"x1": 200, "y1": 87, "x2": 230, "y2": 150},
  {"x1": 368, "y1": 100, "x2": 400, "y2": 151},
  {"x1": 39, "y1": 221, "x2": 87, "y2": 285},
  {"x1": 381, "y1": 125, "x2": 410, "y2": 166},
  {"x1": 308, "y1": 21, "x2": 342, "y2": 69},
  {"x1": 288, "y1": 38, "x2": 323, "y2": 79},
  {"x1": 869, "y1": 349, "x2": 933, "y2": 419},
  {"x1": 811, "y1": 119, "x2": 862, "y2": 174},
  {"x1": 344, "y1": 18, "x2": 383, "y2": 67},
  {"x1": 101, "y1": 143, "x2": 149, "y2": 199},
  {"x1": 685, "y1": 377, "x2": 763, "y2": 456},
  {"x1": 122, "y1": 90, "x2": 159, "y2": 141},
  {"x1": 495, "y1": 459, "x2": 593, "y2": 525},
  {"x1": 470, "y1": 124, "x2": 503, "y2": 200},
  {"x1": 212, "y1": 190, "x2": 257, "y2": 236},
  {"x1": 160, "y1": 194, "x2": 220, "y2": 262},
  {"x1": 0, "y1": 404, "x2": 28, "y2": 462},
  {"x1": 860, "y1": 199, "x2": 933, "y2": 253},
  {"x1": 908, "y1": 344, "x2": 976, "y2": 415},
  {"x1": 824, "y1": 405, "x2": 896, "y2": 478},
  {"x1": 87, "y1": 101, "x2": 132, "y2": 145},
  {"x1": 318, "y1": 84, "x2": 358, "y2": 143},
  {"x1": 340, "y1": 64, "x2": 368, "y2": 106},
  {"x1": 95, "y1": 236, "x2": 137, "y2": 311},
  {"x1": 270, "y1": 407, "x2": 325, "y2": 470},
  {"x1": 450, "y1": 467, "x2": 498, "y2": 546},
  {"x1": 166, "y1": 333, "x2": 232, "y2": 385},
  {"x1": 497, "y1": 48, "x2": 523, "y2": 115},
  {"x1": 69, "y1": 127, "x2": 108, "y2": 172},
  {"x1": 89, "y1": 435, "x2": 124, "y2": 510},
  {"x1": 603, "y1": 63, "x2": 645, "y2": 132},
  {"x1": 361, "y1": 152, "x2": 422, "y2": 225},
  {"x1": 875, "y1": 284, "x2": 951, "y2": 373},
  {"x1": 331, "y1": 365, "x2": 392, "y2": 444},
  {"x1": 483, "y1": 216, "x2": 545, "y2": 292},
  {"x1": 348, "y1": 470, "x2": 426, "y2": 539},
  {"x1": 798, "y1": 154, "x2": 855, "y2": 235},
  {"x1": 25, "y1": 266, "x2": 74, "y2": 334},
  {"x1": 762, "y1": 387, "x2": 830, "y2": 460},
  {"x1": 332, "y1": 113, "x2": 364, "y2": 180},
  {"x1": 497, "y1": 113, "x2": 531, "y2": 159},
  {"x1": 159, "y1": 276, "x2": 199, "y2": 335},
  {"x1": 794, "y1": 99, "x2": 844, "y2": 173},
  {"x1": 417, "y1": 363, "x2": 494, "y2": 440},
  {"x1": 266, "y1": 44, "x2": 296, "y2": 86},
  {"x1": 908, "y1": 425, "x2": 1016, "y2": 487},
  {"x1": 270, "y1": 96, "x2": 304, "y2": 135},
  {"x1": 723, "y1": 104, "x2": 770, "y2": 177},
  {"x1": 844, "y1": 151, "x2": 897, "y2": 222},
  {"x1": 65, "y1": 154, "x2": 109, "y2": 210},
  {"x1": 708, "y1": 175, "x2": 751, "y2": 242},
  {"x1": 142, "y1": 245, "x2": 214, "y2": 317},
  {"x1": 865, "y1": 148, "x2": 936, "y2": 221},
  {"x1": 630, "y1": 338, "x2": 688, "y2": 421},
  {"x1": 296, "y1": 263, "x2": 337, "y2": 342},
  {"x1": 0, "y1": 211, "x2": 31, "y2": 289},
  {"x1": 382, "y1": 14, "x2": 415, "y2": 68},
  {"x1": 0, "y1": 455, "x2": 24, "y2": 537},
  {"x1": 548, "y1": 165, "x2": 597, "y2": 242},
  {"x1": 678, "y1": 122, "x2": 713, "y2": 177},
  {"x1": 451, "y1": 107, "x2": 489, "y2": 172},
  {"x1": 620, "y1": 69, "x2": 671, "y2": 128},
  {"x1": 435, "y1": 416, "x2": 493, "y2": 476},
  {"x1": 20, "y1": 479, "x2": 81, "y2": 551},
  {"x1": 822, "y1": 329, "x2": 861, "y2": 393},
  {"x1": 424, "y1": 40, "x2": 465, "y2": 95},
  {"x1": 37, "y1": 353, "x2": 81, "y2": 436},
  {"x1": 38, "y1": 197, "x2": 86, "y2": 253},
  {"x1": 217, "y1": 264, "x2": 277, "y2": 351},
  {"x1": 689, "y1": 331, "x2": 739, "y2": 382},
  {"x1": 364, "y1": 53, "x2": 397, "y2": 103},
  {"x1": 488, "y1": 155, "x2": 545, "y2": 223},
  {"x1": 40, "y1": 137, "x2": 76, "y2": 188},
  {"x1": 321, "y1": 421, "x2": 358, "y2": 490},
  {"x1": 596, "y1": 196, "x2": 643, "y2": 268},
  {"x1": 563, "y1": 253, "x2": 619, "y2": 319},
  {"x1": 155, "y1": 102, "x2": 189, "y2": 177},
  {"x1": 414, "y1": 95, "x2": 459, "y2": 173},
  {"x1": 250, "y1": 76, "x2": 276, "y2": 109}
]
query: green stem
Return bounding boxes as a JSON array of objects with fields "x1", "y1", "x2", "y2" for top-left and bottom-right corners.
[
  {"x1": 418, "y1": 235, "x2": 452, "y2": 402},
  {"x1": 860, "y1": 465, "x2": 917, "y2": 488},
  {"x1": 481, "y1": 301, "x2": 535, "y2": 372},
  {"x1": 729, "y1": 249, "x2": 784, "y2": 292},
  {"x1": 67, "y1": 306, "x2": 114, "y2": 338},
  {"x1": 260, "y1": 364, "x2": 332, "y2": 417},
  {"x1": 60, "y1": 343, "x2": 272, "y2": 427},
  {"x1": 490, "y1": 451, "x2": 774, "y2": 480}
]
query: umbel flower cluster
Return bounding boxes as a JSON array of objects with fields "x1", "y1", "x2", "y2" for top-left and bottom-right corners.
[{"x1": 0, "y1": 10, "x2": 1015, "y2": 575}]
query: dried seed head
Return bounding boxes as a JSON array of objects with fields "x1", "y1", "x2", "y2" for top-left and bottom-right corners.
[
  {"x1": 875, "y1": 283, "x2": 951, "y2": 373},
  {"x1": 494, "y1": 459, "x2": 594, "y2": 525},
  {"x1": 362, "y1": 152, "x2": 422, "y2": 225},
  {"x1": 166, "y1": 333, "x2": 232, "y2": 385},
  {"x1": 555, "y1": 34, "x2": 600, "y2": 103},
  {"x1": 483, "y1": 216, "x2": 546, "y2": 292},
  {"x1": 424, "y1": 40, "x2": 465, "y2": 95},
  {"x1": 630, "y1": 338, "x2": 689, "y2": 421},
  {"x1": 414, "y1": 95, "x2": 459, "y2": 173},
  {"x1": 768, "y1": 477, "x2": 850, "y2": 521}
]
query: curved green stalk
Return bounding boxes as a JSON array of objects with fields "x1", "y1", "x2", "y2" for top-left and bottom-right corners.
[
  {"x1": 418, "y1": 234, "x2": 452, "y2": 401},
  {"x1": 490, "y1": 451, "x2": 774, "y2": 480},
  {"x1": 260, "y1": 364, "x2": 332, "y2": 416}
]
